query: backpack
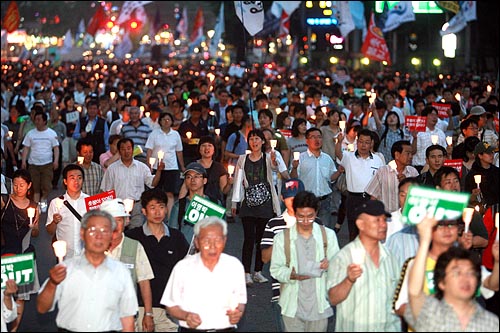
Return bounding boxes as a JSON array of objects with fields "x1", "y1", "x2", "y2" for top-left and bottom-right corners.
[{"x1": 283, "y1": 224, "x2": 328, "y2": 267}]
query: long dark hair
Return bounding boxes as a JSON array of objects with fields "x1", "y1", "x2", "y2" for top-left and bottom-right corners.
[
  {"x1": 12, "y1": 169, "x2": 33, "y2": 200},
  {"x1": 247, "y1": 129, "x2": 266, "y2": 153},
  {"x1": 291, "y1": 118, "x2": 307, "y2": 138},
  {"x1": 380, "y1": 111, "x2": 404, "y2": 147}
]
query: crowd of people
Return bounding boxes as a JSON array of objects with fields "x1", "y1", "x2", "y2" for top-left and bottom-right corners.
[{"x1": 1, "y1": 58, "x2": 499, "y2": 332}]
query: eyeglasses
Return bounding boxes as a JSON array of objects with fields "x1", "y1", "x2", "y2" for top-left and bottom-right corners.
[
  {"x1": 435, "y1": 223, "x2": 459, "y2": 230},
  {"x1": 446, "y1": 269, "x2": 478, "y2": 279},
  {"x1": 296, "y1": 217, "x2": 316, "y2": 223},
  {"x1": 466, "y1": 126, "x2": 478, "y2": 131},
  {"x1": 307, "y1": 135, "x2": 322, "y2": 140},
  {"x1": 185, "y1": 174, "x2": 204, "y2": 180},
  {"x1": 86, "y1": 226, "x2": 112, "y2": 237},
  {"x1": 198, "y1": 236, "x2": 225, "y2": 247}
]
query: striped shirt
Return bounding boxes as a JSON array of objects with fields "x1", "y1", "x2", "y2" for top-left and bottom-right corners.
[
  {"x1": 81, "y1": 161, "x2": 104, "y2": 196},
  {"x1": 120, "y1": 120, "x2": 152, "y2": 155},
  {"x1": 327, "y1": 238, "x2": 401, "y2": 332},
  {"x1": 412, "y1": 127, "x2": 447, "y2": 167}
]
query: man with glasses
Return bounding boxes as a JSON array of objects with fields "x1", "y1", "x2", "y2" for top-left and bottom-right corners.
[
  {"x1": 37, "y1": 209, "x2": 138, "y2": 332},
  {"x1": 270, "y1": 191, "x2": 339, "y2": 332}
]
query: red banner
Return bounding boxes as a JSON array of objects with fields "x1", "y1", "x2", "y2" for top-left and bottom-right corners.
[
  {"x1": 279, "y1": 129, "x2": 292, "y2": 139},
  {"x1": 85, "y1": 190, "x2": 116, "y2": 211},
  {"x1": 444, "y1": 159, "x2": 463, "y2": 178},
  {"x1": 405, "y1": 116, "x2": 427, "y2": 132},
  {"x1": 361, "y1": 12, "x2": 391, "y2": 65},
  {"x1": 2, "y1": 1, "x2": 20, "y2": 33},
  {"x1": 86, "y1": 4, "x2": 106, "y2": 36},
  {"x1": 432, "y1": 102, "x2": 451, "y2": 119}
]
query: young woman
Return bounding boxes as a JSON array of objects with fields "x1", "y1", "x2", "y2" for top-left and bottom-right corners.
[{"x1": 286, "y1": 118, "x2": 308, "y2": 168}]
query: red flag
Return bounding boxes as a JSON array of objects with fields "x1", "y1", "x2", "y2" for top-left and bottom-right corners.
[
  {"x1": 87, "y1": 4, "x2": 106, "y2": 36},
  {"x1": 2, "y1": 1, "x2": 20, "y2": 33},
  {"x1": 278, "y1": 10, "x2": 290, "y2": 39},
  {"x1": 190, "y1": 7, "x2": 204, "y2": 43},
  {"x1": 361, "y1": 12, "x2": 391, "y2": 65}
]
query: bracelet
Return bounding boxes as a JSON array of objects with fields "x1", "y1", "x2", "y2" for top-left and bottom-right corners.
[{"x1": 145, "y1": 312, "x2": 154, "y2": 317}]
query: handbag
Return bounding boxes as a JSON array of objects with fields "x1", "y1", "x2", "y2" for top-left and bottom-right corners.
[
  {"x1": 245, "y1": 182, "x2": 271, "y2": 207},
  {"x1": 336, "y1": 172, "x2": 348, "y2": 194}
]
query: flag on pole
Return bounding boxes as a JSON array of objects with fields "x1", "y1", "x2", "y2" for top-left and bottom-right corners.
[
  {"x1": 439, "y1": 1, "x2": 476, "y2": 36},
  {"x1": 61, "y1": 29, "x2": 73, "y2": 54},
  {"x1": 382, "y1": 1, "x2": 415, "y2": 33},
  {"x1": 209, "y1": 3, "x2": 225, "y2": 58},
  {"x1": 234, "y1": 1, "x2": 264, "y2": 36},
  {"x1": 334, "y1": 1, "x2": 355, "y2": 37},
  {"x1": 460, "y1": 1, "x2": 477, "y2": 22},
  {"x1": 87, "y1": 4, "x2": 106, "y2": 36},
  {"x1": 76, "y1": 18, "x2": 85, "y2": 39},
  {"x1": 361, "y1": 12, "x2": 391, "y2": 65},
  {"x1": 175, "y1": 7, "x2": 188, "y2": 40},
  {"x1": 3, "y1": 1, "x2": 20, "y2": 33},
  {"x1": 152, "y1": 7, "x2": 162, "y2": 34},
  {"x1": 116, "y1": 1, "x2": 152, "y2": 25},
  {"x1": 190, "y1": 7, "x2": 204, "y2": 44},
  {"x1": 278, "y1": 10, "x2": 290, "y2": 39},
  {"x1": 350, "y1": 1, "x2": 367, "y2": 38}
]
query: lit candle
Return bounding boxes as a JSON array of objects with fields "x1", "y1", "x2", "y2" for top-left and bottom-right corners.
[
  {"x1": 55, "y1": 198, "x2": 64, "y2": 212},
  {"x1": 27, "y1": 207, "x2": 36, "y2": 226},
  {"x1": 149, "y1": 157, "x2": 156, "y2": 168},
  {"x1": 495, "y1": 212, "x2": 499, "y2": 241},
  {"x1": 77, "y1": 156, "x2": 84, "y2": 164},
  {"x1": 209, "y1": 110, "x2": 216, "y2": 116},
  {"x1": 52, "y1": 240, "x2": 67, "y2": 264},
  {"x1": 187, "y1": 99, "x2": 193, "y2": 107},
  {"x1": 431, "y1": 135, "x2": 439, "y2": 145},
  {"x1": 388, "y1": 160, "x2": 397, "y2": 171},
  {"x1": 110, "y1": 91, "x2": 116, "y2": 100},
  {"x1": 157, "y1": 150, "x2": 164, "y2": 161},
  {"x1": 144, "y1": 111, "x2": 150, "y2": 118},
  {"x1": 145, "y1": 78, "x2": 150, "y2": 86},
  {"x1": 227, "y1": 165, "x2": 235, "y2": 177},
  {"x1": 153, "y1": 79, "x2": 158, "y2": 86},
  {"x1": 487, "y1": 85, "x2": 492, "y2": 93},
  {"x1": 186, "y1": 132, "x2": 192, "y2": 140},
  {"x1": 351, "y1": 247, "x2": 365, "y2": 265},
  {"x1": 215, "y1": 128, "x2": 220, "y2": 136},
  {"x1": 463, "y1": 207, "x2": 474, "y2": 233},
  {"x1": 245, "y1": 150, "x2": 251, "y2": 155},
  {"x1": 276, "y1": 108, "x2": 282, "y2": 115},
  {"x1": 8, "y1": 131, "x2": 13, "y2": 139},
  {"x1": 270, "y1": 139, "x2": 277, "y2": 150},
  {"x1": 339, "y1": 120, "x2": 346, "y2": 133},
  {"x1": 293, "y1": 151, "x2": 300, "y2": 161},
  {"x1": 347, "y1": 144, "x2": 354, "y2": 152},
  {"x1": 123, "y1": 199, "x2": 135, "y2": 214},
  {"x1": 446, "y1": 136, "x2": 453, "y2": 146},
  {"x1": 475, "y1": 205, "x2": 480, "y2": 212},
  {"x1": 126, "y1": 92, "x2": 132, "y2": 100},
  {"x1": 474, "y1": 175, "x2": 481, "y2": 189}
]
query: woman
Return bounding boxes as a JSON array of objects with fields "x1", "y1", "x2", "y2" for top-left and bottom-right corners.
[
  {"x1": 375, "y1": 110, "x2": 409, "y2": 163},
  {"x1": 460, "y1": 136, "x2": 480, "y2": 191},
  {"x1": 320, "y1": 109, "x2": 344, "y2": 163},
  {"x1": 0, "y1": 169, "x2": 40, "y2": 332},
  {"x1": 232, "y1": 129, "x2": 280, "y2": 286},
  {"x1": 262, "y1": 128, "x2": 290, "y2": 198},
  {"x1": 286, "y1": 118, "x2": 308, "y2": 168}
]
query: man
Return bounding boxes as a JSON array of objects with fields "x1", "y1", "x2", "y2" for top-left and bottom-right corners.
[
  {"x1": 76, "y1": 139, "x2": 103, "y2": 196},
  {"x1": 120, "y1": 106, "x2": 152, "y2": 164},
  {"x1": 327, "y1": 200, "x2": 401, "y2": 332},
  {"x1": 101, "y1": 198, "x2": 155, "y2": 332},
  {"x1": 416, "y1": 144, "x2": 447, "y2": 187},
  {"x1": 161, "y1": 217, "x2": 247, "y2": 332},
  {"x1": 365, "y1": 140, "x2": 419, "y2": 213},
  {"x1": 178, "y1": 103, "x2": 209, "y2": 165},
  {"x1": 21, "y1": 109, "x2": 60, "y2": 206},
  {"x1": 260, "y1": 178, "x2": 305, "y2": 331},
  {"x1": 270, "y1": 191, "x2": 339, "y2": 332},
  {"x1": 290, "y1": 128, "x2": 342, "y2": 229},
  {"x1": 125, "y1": 188, "x2": 189, "y2": 332},
  {"x1": 405, "y1": 217, "x2": 499, "y2": 331},
  {"x1": 47, "y1": 164, "x2": 89, "y2": 259},
  {"x1": 335, "y1": 129, "x2": 384, "y2": 241},
  {"x1": 100, "y1": 138, "x2": 163, "y2": 229},
  {"x1": 37, "y1": 210, "x2": 138, "y2": 332}
]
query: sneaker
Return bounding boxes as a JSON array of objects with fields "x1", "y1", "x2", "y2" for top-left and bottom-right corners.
[
  {"x1": 245, "y1": 273, "x2": 254, "y2": 286},
  {"x1": 253, "y1": 271, "x2": 269, "y2": 283}
]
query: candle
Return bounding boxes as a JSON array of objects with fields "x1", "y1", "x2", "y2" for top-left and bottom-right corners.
[
  {"x1": 270, "y1": 139, "x2": 277, "y2": 150},
  {"x1": 149, "y1": 157, "x2": 156, "y2": 168},
  {"x1": 431, "y1": 135, "x2": 439, "y2": 145},
  {"x1": 227, "y1": 165, "x2": 235, "y2": 177},
  {"x1": 144, "y1": 111, "x2": 150, "y2": 118},
  {"x1": 52, "y1": 240, "x2": 67, "y2": 264},
  {"x1": 145, "y1": 78, "x2": 150, "y2": 86},
  {"x1": 463, "y1": 207, "x2": 474, "y2": 233},
  {"x1": 55, "y1": 198, "x2": 64, "y2": 212},
  {"x1": 157, "y1": 150, "x2": 164, "y2": 160},
  {"x1": 446, "y1": 136, "x2": 453, "y2": 146},
  {"x1": 293, "y1": 151, "x2": 300, "y2": 161},
  {"x1": 245, "y1": 150, "x2": 251, "y2": 155},
  {"x1": 110, "y1": 91, "x2": 116, "y2": 100},
  {"x1": 77, "y1": 156, "x2": 84, "y2": 164},
  {"x1": 495, "y1": 212, "x2": 499, "y2": 242},
  {"x1": 215, "y1": 128, "x2": 220, "y2": 136},
  {"x1": 347, "y1": 144, "x2": 354, "y2": 152},
  {"x1": 209, "y1": 110, "x2": 216, "y2": 116},
  {"x1": 123, "y1": 199, "x2": 135, "y2": 214},
  {"x1": 474, "y1": 205, "x2": 480, "y2": 212},
  {"x1": 351, "y1": 247, "x2": 365, "y2": 265},
  {"x1": 388, "y1": 160, "x2": 397, "y2": 171},
  {"x1": 8, "y1": 131, "x2": 13, "y2": 138},
  {"x1": 27, "y1": 207, "x2": 36, "y2": 226},
  {"x1": 126, "y1": 92, "x2": 132, "y2": 100},
  {"x1": 339, "y1": 121, "x2": 346, "y2": 132},
  {"x1": 186, "y1": 132, "x2": 192, "y2": 139},
  {"x1": 474, "y1": 175, "x2": 481, "y2": 188}
]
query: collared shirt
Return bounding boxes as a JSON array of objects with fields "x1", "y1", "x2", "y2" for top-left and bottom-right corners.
[
  {"x1": 145, "y1": 128, "x2": 183, "y2": 170},
  {"x1": 100, "y1": 159, "x2": 155, "y2": 201},
  {"x1": 364, "y1": 164, "x2": 419, "y2": 213},
  {"x1": 340, "y1": 151, "x2": 384, "y2": 193},
  {"x1": 47, "y1": 192, "x2": 89, "y2": 258},
  {"x1": 106, "y1": 235, "x2": 155, "y2": 283},
  {"x1": 327, "y1": 238, "x2": 401, "y2": 332},
  {"x1": 120, "y1": 120, "x2": 153, "y2": 155},
  {"x1": 160, "y1": 252, "x2": 247, "y2": 330},
  {"x1": 385, "y1": 225, "x2": 419, "y2": 268},
  {"x1": 297, "y1": 149, "x2": 337, "y2": 197},
  {"x1": 412, "y1": 127, "x2": 447, "y2": 167},
  {"x1": 39, "y1": 254, "x2": 138, "y2": 332},
  {"x1": 81, "y1": 161, "x2": 104, "y2": 196}
]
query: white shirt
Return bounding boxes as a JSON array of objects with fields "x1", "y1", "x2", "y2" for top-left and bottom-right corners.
[
  {"x1": 22, "y1": 127, "x2": 59, "y2": 165},
  {"x1": 297, "y1": 149, "x2": 337, "y2": 197},
  {"x1": 145, "y1": 128, "x2": 183, "y2": 170},
  {"x1": 161, "y1": 253, "x2": 247, "y2": 330},
  {"x1": 412, "y1": 127, "x2": 447, "y2": 167},
  {"x1": 340, "y1": 151, "x2": 384, "y2": 193}
]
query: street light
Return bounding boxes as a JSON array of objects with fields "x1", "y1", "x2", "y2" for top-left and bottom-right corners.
[
  {"x1": 432, "y1": 58, "x2": 441, "y2": 67},
  {"x1": 411, "y1": 57, "x2": 421, "y2": 66}
]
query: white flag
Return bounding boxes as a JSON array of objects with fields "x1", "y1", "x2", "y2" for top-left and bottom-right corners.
[
  {"x1": 271, "y1": 1, "x2": 301, "y2": 16},
  {"x1": 440, "y1": 9, "x2": 467, "y2": 36},
  {"x1": 115, "y1": 32, "x2": 133, "y2": 58},
  {"x1": 335, "y1": 1, "x2": 355, "y2": 37},
  {"x1": 209, "y1": 3, "x2": 225, "y2": 58},
  {"x1": 61, "y1": 29, "x2": 73, "y2": 55},
  {"x1": 382, "y1": 1, "x2": 415, "y2": 33},
  {"x1": 234, "y1": 1, "x2": 264, "y2": 36},
  {"x1": 461, "y1": 1, "x2": 476, "y2": 22},
  {"x1": 116, "y1": 1, "x2": 152, "y2": 25}
]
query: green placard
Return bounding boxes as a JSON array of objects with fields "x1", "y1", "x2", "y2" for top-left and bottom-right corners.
[
  {"x1": 402, "y1": 186, "x2": 470, "y2": 225},
  {"x1": 1, "y1": 253, "x2": 35, "y2": 289},
  {"x1": 183, "y1": 195, "x2": 226, "y2": 225},
  {"x1": 353, "y1": 88, "x2": 366, "y2": 98}
]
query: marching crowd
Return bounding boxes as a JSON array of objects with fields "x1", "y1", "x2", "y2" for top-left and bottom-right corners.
[{"x1": 1, "y1": 59, "x2": 499, "y2": 332}]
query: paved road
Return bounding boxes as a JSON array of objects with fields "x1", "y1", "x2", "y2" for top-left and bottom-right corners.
[{"x1": 18, "y1": 189, "x2": 350, "y2": 332}]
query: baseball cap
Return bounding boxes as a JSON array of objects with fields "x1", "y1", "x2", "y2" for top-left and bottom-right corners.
[
  {"x1": 184, "y1": 162, "x2": 207, "y2": 177},
  {"x1": 100, "y1": 198, "x2": 130, "y2": 217},
  {"x1": 473, "y1": 141, "x2": 495, "y2": 155},
  {"x1": 281, "y1": 178, "x2": 305, "y2": 199},
  {"x1": 354, "y1": 200, "x2": 391, "y2": 219},
  {"x1": 469, "y1": 105, "x2": 486, "y2": 116}
]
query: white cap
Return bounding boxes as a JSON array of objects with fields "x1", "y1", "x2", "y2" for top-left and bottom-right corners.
[{"x1": 100, "y1": 198, "x2": 130, "y2": 217}]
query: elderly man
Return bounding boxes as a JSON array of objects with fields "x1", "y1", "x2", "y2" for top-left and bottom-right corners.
[
  {"x1": 161, "y1": 217, "x2": 247, "y2": 332},
  {"x1": 37, "y1": 210, "x2": 138, "y2": 332}
]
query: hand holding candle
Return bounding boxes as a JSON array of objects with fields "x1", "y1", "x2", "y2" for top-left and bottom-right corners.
[
  {"x1": 149, "y1": 157, "x2": 156, "y2": 168},
  {"x1": 446, "y1": 136, "x2": 453, "y2": 146},
  {"x1": 52, "y1": 240, "x2": 67, "y2": 264},
  {"x1": 431, "y1": 135, "x2": 439, "y2": 145},
  {"x1": 215, "y1": 128, "x2": 220, "y2": 136},
  {"x1": 293, "y1": 151, "x2": 300, "y2": 161},
  {"x1": 339, "y1": 121, "x2": 346, "y2": 133},
  {"x1": 27, "y1": 207, "x2": 36, "y2": 226},
  {"x1": 227, "y1": 165, "x2": 235, "y2": 177},
  {"x1": 157, "y1": 150, "x2": 164, "y2": 161},
  {"x1": 463, "y1": 207, "x2": 474, "y2": 233},
  {"x1": 186, "y1": 131, "x2": 192, "y2": 140}
]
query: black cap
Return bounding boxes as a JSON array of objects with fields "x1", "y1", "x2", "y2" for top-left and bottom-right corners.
[
  {"x1": 184, "y1": 162, "x2": 207, "y2": 178},
  {"x1": 354, "y1": 200, "x2": 391, "y2": 219}
]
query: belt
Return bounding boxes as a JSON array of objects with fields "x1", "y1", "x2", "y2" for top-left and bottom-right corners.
[
  {"x1": 179, "y1": 327, "x2": 235, "y2": 332},
  {"x1": 318, "y1": 194, "x2": 331, "y2": 201},
  {"x1": 348, "y1": 191, "x2": 369, "y2": 198}
]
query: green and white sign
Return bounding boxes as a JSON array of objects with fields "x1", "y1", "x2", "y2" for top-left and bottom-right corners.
[
  {"x1": 402, "y1": 186, "x2": 470, "y2": 225},
  {"x1": 184, "y1": 195, "x2": 226, "y2": 225},
  {"x1": 1, "y1": 253, "x2": 35, "y2": 289}
]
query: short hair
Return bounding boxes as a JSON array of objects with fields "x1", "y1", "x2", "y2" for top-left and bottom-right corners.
[
  {"x1": 76, "y1": 138, "x2": 93, "y2": 153},
  {"x1": 421, "y1": 105, "x2": 438, "y2": 117},
  {"x1": 108, "y1": 134, "x2": 122, "y2": 145},
  {"x1": 292, "y1": 191, "x2": 319, "y2": 212},
  {"x1": 433, "y1": 166, "x2": 460, "y2": 187},
  {"x1": 62, "y1": 163, "x2": 85, "y2": 181},
  {"x1": 305, "y1": 127, "x2": 322, "y2": 139},
  {"x1": 194, "y1": 216, "x2": 228, "y2": 237},
  {"x1": 463, "y1": 136, "x2": 480, "y2": 161},
  {"x1": 33, "y1": 109, "x2": 48, "y2": 123},
  {"x1": 433, "y1": 246, "x2": 481, "y2": 300},
  {"x1": 86, "y1": 99, "x2": 99, "y2": 109},
  {"x1": 459, "y1": 117, "x2": 478, "y2": 134},
  {"x1": 391, "y1": 140, "x2": 411, "y2": 159},
  {"x1": 81, "y1": 209, "x2": 117, "y2": 232},
  {"x1": 425, "y1": 144, "x2": 447, "y2": 159},
  {"x1": 358, "y1": 128, "x2": 374, "y2": 141},
  {"x1": 140, "y1": 188, "x2": 168, "y2": 208},
  {"x1": 398, "y1": 176, "x2": 419, "y2": 191},
  {"x1": 117, "y1": 137, "x2": 134, "y2": 150},
  {"x1": 258, "y1": 108, "x2": 273, "y2": 120},
  {"x1": 159, "y1": 112, "x2": 174, "y2": 122},
  {"x1": 247, "y1": 128, "x2": 266, "y2": 143}
]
